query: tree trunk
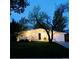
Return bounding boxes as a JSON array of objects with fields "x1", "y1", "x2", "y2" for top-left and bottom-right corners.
[
  {"x1": 49, "y1": 39, "x2": 52, "y2": 43},
  {"x1": 51, "y1": 27, "x2": 53, "y2": 42},
  {"x1": 35, "y1": 17, "x2": 52, "y2": 43},
  {"x1": 45, "y1": 29, "x2": 52, "y2": 43}
]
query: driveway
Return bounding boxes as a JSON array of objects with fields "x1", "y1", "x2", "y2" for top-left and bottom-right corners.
[{"x1": 55, "y1": 42, "x2": 69, "y2": 48}]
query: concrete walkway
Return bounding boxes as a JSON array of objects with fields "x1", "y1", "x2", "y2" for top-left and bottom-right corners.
[{"x1": 56, "y1": 42, "x2": 69, "y2": 48}]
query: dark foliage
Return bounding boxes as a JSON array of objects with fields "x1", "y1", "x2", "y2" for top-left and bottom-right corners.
[
  {"x1": 18, "y1": 39, "x2": 29, "y2": 43},
  {"x1": 10, "y1": 19, "x2": 23, "y2": 34},
  {"x1": 10, "y1": 0, "x2": 29, "y2": 13},
  {"x1": 19, "y1": 17, "x2": 29, "y2": 29},
  {"x1": 10, "y1": 19, "x2": 27, "y2": 42},
  {"x1": 53, "y1": 4, "x2": 68, "y2": 32}
]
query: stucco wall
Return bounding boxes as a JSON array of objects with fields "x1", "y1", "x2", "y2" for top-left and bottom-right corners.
[
  {"x1": 16, "y1": 28, "x2": 66, "y2": 42},
  {"x1": 53, "y1": 33, "x2": 65, "y2": 42}
]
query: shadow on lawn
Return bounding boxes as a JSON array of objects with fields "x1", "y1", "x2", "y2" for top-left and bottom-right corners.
[{"x1": 10, "y1": 40, "x2": 69, "y2": 58}]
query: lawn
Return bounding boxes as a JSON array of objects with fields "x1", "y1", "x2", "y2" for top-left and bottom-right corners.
[{"x1": 10, "y1": 41, "x2": 69, "y2": 58}]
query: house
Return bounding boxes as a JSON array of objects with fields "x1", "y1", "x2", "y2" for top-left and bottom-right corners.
[{"x1": 16, "y1": 28, "x2": 67, "y2": 42}]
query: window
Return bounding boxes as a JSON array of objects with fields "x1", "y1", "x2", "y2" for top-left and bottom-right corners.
[
  {"x1": 38, "y1": 33, "x2": 41, "y2": 40},
  {"x1": 44, "y1": 37, "x2": 46, "y2": 40}
]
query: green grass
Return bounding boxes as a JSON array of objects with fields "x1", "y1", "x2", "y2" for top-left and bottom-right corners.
[{"x1": 10, "y1": 41, "x2": 69, "y2": 58}]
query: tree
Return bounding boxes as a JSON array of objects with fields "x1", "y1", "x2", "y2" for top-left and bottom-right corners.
[
  {"x1": 10, "y1": 0, "x2": 29, "y2": 14},
  {"x1": 10, "y1": 19, "x2": 28, "y2": 42},
  {"x1": 11, "y1": 19, "x2": 22, "y2": 34},
  {"x1": 53, "y1": 4, "x2": 68, "y2": 32},
  {"x1": 10, "y1": 19, "x2": 20, "y2": 42},
  {"x1": 10, "y1": 0, "x2": 29, "y2": 42},
  {"x1": 53, "y1": 9, "x2": 67, "y2": 32},
  {"x1": 10, "y1": 18, "x2": 28, "y2": 34},
  {"x1": 19, "y1": 17, "x2": 29, "y2": 30},
  {"x1": 28, "y1": 6, "x2": 52, "y2": 43}
]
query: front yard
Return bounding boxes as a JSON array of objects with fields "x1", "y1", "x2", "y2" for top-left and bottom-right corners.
[{"x1": 10, "y1": 41, "x2": 69, "y2": 58}]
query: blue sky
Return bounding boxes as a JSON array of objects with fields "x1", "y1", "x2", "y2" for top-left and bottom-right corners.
[{"x1": 11, "y1": 0, "x2": 68, "y2": 22}]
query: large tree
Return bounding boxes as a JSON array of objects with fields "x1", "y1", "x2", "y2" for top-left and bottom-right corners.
[
  {"x1": 10, "y1": 0, "x2": 29, "y2": 35},
  {"x1": 10, "y1": 0, "x2": 30, "y2": 42},
  {"x1": 53, "y1": 4, "x2": 69, "y2": 32},
  {"x1": 10, "y1": 0, "x2": 29, "y2": 14},
  {"x1": 28, "y1": 6, "x2": 52, "y2": 43},
  {"x1": 53, "y1": 8, "x2": 67, "y2": 32}
]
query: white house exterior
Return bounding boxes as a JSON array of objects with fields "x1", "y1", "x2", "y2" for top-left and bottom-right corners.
[
  {"x1": 53, "y1": 31, "x2": 66, "y2": 42},
  {"x1": 16, "y1": 28, "x2": 66, "y2": 42}
]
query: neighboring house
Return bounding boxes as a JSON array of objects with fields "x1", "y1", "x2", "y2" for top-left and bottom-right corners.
[{"x1": 16, "y1": 28, "x2": 67, "y2": 42}]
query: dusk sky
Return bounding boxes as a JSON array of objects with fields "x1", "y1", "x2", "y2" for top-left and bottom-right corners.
[{"x1": 11, "y1": 0, "x2": 68, "y2": 22}]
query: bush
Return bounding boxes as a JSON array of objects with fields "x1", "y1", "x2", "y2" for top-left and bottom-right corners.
[{"x1": 18, "y1": 39, "x2": 29, "y2": 43}]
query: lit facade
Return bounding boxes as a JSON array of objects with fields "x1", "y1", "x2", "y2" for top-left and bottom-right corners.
[{"x1": 16, "y1": 28, "x2": 66, "y2": 42}]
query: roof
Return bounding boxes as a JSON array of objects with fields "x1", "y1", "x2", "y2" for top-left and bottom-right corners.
[{"x1": 18, "y1": 28, "x2": 67, "y2": 34}]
